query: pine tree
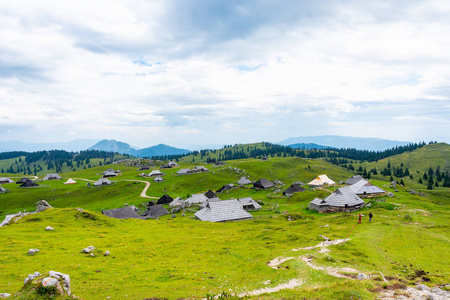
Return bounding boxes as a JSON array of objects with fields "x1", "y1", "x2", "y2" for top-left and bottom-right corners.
[
  {"x1": 427, "y1": 176, "x2": 434, "y2": 190},
  {"x1": 389, "y1": 176, "x2": 394, "y2": 182},
  {"x1": 435, "y1": 181, "x2": 439, "y2": 187},
  {"x1": 387, "y1": 161, "x2": 391, "y2": 169},
  {"x1": 400, "y1": 179, "x2": 405, "y2": 186},
  {"x1": 404, "y1": 168, "x2": 410, "y2": 176},
  {"x1": 423, "y1": 172, "x2": 428, "y2": 180},
  {"x1": 418, "y1": 178, "x2": 423, "y2": 184}
]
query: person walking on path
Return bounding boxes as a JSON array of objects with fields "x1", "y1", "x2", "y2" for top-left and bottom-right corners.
[
  {"x1": 358, "y1": 213, "x2": 362, "y2": 224},
  {"x1": 369, "y1": 212, "x2": 373, "y2": 222}
]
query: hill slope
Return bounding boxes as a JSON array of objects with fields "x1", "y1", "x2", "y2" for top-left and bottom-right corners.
[{"x1": 279, "y1": 135, "x2": 411, "y2": 151}]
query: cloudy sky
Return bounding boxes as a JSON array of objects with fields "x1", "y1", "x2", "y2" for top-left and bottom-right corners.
[{"x1": 1, "y1": 0, "x2": 449, "y2": 149}]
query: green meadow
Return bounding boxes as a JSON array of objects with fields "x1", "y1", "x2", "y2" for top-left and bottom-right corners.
[{"x1": 0, "y1": 153, "x2": 449, "y2": 299}]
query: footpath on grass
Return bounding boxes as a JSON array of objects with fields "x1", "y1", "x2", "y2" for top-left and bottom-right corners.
[{"x1": 74, "y1": 177, "x2": 158, "y2": 199}]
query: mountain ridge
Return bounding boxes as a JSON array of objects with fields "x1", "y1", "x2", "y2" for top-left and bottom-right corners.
[
  {"x1": 88, "y1": 139, "x2": 190, "y2": 157},
  {"x1": 279, "y1": 135, "x2": 411, "y2": 151}
]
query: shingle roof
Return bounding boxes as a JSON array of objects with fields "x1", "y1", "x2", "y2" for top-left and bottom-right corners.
[
  {"x1": 323, "y1": 186, "x2": 365, "y2": 207},
  {"x1": 102, "y1": 207, "x2": 143, "y2": 219},
  {"x1": 237, "y1": 177, "x2": 252, "y2": 185},
  {"x1": 149, "y1": 170, "x2": 163, "y2": 176},
  {"x1": 204, "y1": 190, "x2": 217, "y2": 199},
  {"x1": 216, "y1": 184, "x2": 235, "y2": 193},
  {"x1": 0, "y1": 186, "x2": 6, "y2": 193},
  {"x1": 141, "y1": 205, "x2": 169, "y2": 218},
  {"x1": 169, "y1": 197, "x2": 186, "y2": 208},
  {"x1": 177, "y1": 168, "x2": 192, "y2": 175},
  {"x1": 153, "y1": 176, "x2": 164, "y2": 182},
  {"x1": 157, "y1": 194, "x2": 173, "y2": 205},
  {"x1": 16, "y1": 178, "x2": 29, "y2": 184},
  {"x1": 19, "y1": 179, "x2": 39, "y2": 187},
  {"x1": 195, "y1": 199, "x2": 253, "y2": 222},
  {"x1": 253, "y1": 178, "x2": 274, "y2": 189},
  {"x1": 238, "y1": 197, "x2": 261, "y2": 210},
  {"x1": 43, "y1": 173, "x2": 61, "y2": 180},
  {"x1": 283, "y1": 184, "x2": 305, "y2": 195},
  {"x1": 103, "y1": 171, "x2": 118, "y2": 177},
  {"x1": 0, "y1": 177, "x2": 14, "y2": 183},
  {"x1": 193, "y1": 166, "x2": 208, "y2": 172},
  {"x1": 310, "y1": 198, "x2": 329, "y2": 206},
  {"x1": 94, "y1": 178, "x2": 112, "y2": 186},
  {"x1": 345, "y1": 175, "x2": 363, "y2": 185},
  {"x1": 356, "y1": 185, "x2": 385, "y2": 195},
  {"x1": 349, "y1": 179, "x2": 385, "y2": 195},
  {"x1": 186, "y1": 193, "x2": 208, "y2": 204}
]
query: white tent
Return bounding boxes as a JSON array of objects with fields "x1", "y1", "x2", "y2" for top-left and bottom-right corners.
[
  {"x1": 308, "y1": 174, "x2": 335, "y2": 187},
  {"x1": 64, "y1": 178, "x2": 77, "y2": 185}
]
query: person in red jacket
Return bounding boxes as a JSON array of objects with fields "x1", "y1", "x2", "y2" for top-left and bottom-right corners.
[{"x1": 358, "y1": 213, "x2": 362, "y2": 224}]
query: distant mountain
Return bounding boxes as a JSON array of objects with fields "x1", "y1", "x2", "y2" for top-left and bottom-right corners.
[
  {"x1": 279, "y1": 135, "x2": 411, "y2": 151},
  {"x1": 133, "y1": 144, "x2": 190, "y2": 157},
  {"x1": 88, "y1": 139, "x2": 136, "y2": 154},
  {"x1": 288, "y1": 143, "x2": 330, "y2": 150},
  {"x1": 88, "y1": 139, "x2": 190, "y2": 157},
  {"x1": 0, "y1": 139, "x2": 101, "y2": 153}
]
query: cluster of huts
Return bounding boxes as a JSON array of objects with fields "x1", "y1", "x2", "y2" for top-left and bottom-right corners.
[
  {"x1": 140, "y1": 169, "x2": 166, "y2": 182},
  {"x1": 177, "y1": 166, "x2": 209, "y2": 175},
  {"x1": 102, "y1": 187, "x2": 263, "y2": 222},
  {"x1": 160, "y1": 161, "x2": 179, "y2": 169},
  {"x1": 308, "y1": 175, "x2": 385, "y2": 213}
]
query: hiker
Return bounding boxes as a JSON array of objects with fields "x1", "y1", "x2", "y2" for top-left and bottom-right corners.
[
  {"x1": 369, "y1": 212, "x2": 373, "y2": 222},
  {"x1": 358, "y1": 213, "x2": 362, "y2": 224}
]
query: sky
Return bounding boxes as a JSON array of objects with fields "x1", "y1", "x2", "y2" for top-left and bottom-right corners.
[{"x1": 0, "y1": 0, "x2": 449, "y2": 149}]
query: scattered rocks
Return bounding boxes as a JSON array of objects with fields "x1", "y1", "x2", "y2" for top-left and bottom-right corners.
[
  {"x1": 90, "y1": 253, "x2": 94, "y2": 257},
  {"x1": 45, "y1": 226, "x2": 54, "y2": 231},
  {"x1": 76, "y1": 208, "x2": 83, "y2": 212},
  {"x1": 81, "y1": 246, "x2": 95, "y2": 253},
  {"x1": 357, "y1": 273, "x2": 368, "y2": 280},
  {"x1": 0, "y1": 293, "x2": 11, "y2": 298},
  {"x1": 23, "y1": 271, "x2": 72, "y2": 297},
  {"x1": 404, "y1": 214, "x2": 412, "y2": 220},
  {"x1": 27, "y1": 249, "x2": 39, "y2": 255},
  {"x1": 319, "y1": 224, "x2": 329, "y2": 228},
  {"x1": 319, "y1": 235, "x2": 330, "y2": 241},
  {"x1": 181, "y1": 213, "x2": 185, "y2": 217},
  {"x1": 104, "y1": 250, "x2": 110, "y2": 256},
  {"x1": 24, "y1": 272, "x2": 41, "y2": 284},
  {"x1": 36, "y1": 200, "x2": 52, "y2": 212},
  {"x1": 171, "y1": 214, "x2": 176, "y2": 218},
  {"x1": 387, "y1": 192, "x2": 394, "y2": 197}
]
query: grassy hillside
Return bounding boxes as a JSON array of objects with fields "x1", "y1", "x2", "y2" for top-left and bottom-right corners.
[
  {"x1": 0, "y1": 183, "x2": 448, "y2": 299},
  {"x1": 361, "y1": 143, "x2": 450, "y2": 175},
  {"x1": 356, "y1": 143, "x2": 450, "y2": 194},
  {"x1": 0, "y1": 154, "x2": 449, "y2": 299}
]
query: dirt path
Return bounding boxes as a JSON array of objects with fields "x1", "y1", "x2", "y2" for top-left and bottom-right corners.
[
  {"x1": 115, "y1": 179, "x2": 158, "y2": 199},
  {"x1": 292, "y1": 238, "x2": 348, "y2": 253},
  {"x1": 238, "y1": 279, "x2": 302, "y2": 297},
  {"x1": 74, "y1": 178, "x2": 158, "y2": 199},
  {"x1": 301, "y1": 256, "x2": 361, "y2": 279}
]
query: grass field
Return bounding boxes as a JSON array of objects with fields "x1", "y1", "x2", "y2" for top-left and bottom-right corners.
[{"x1": 0, "y1": 155, "x2": 449, "y2": 299}]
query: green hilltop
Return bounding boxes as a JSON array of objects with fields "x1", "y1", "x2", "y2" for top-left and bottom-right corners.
[{"x1": 0, "y1": 144, "x2": 449, "y2": 299}]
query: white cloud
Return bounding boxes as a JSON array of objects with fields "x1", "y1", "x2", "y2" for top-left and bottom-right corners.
[{"x1": 0, "y1": 0, "x2": 449, "y2": 147}]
